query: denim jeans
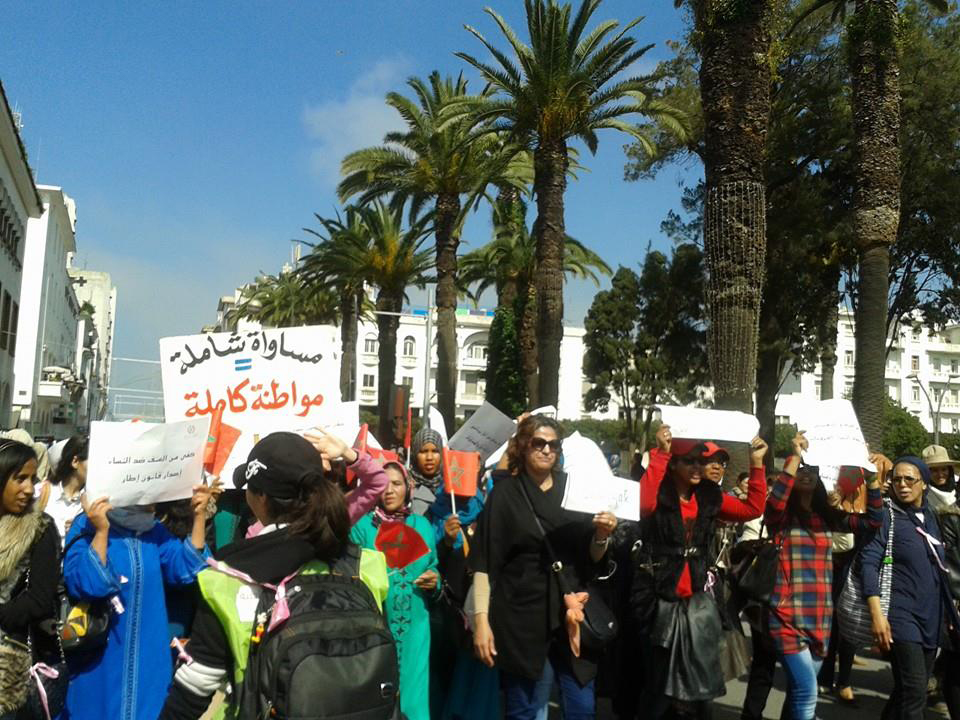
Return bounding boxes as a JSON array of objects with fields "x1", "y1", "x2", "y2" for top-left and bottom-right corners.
[
  {"x1": 502, "y1": 647, "x2": 595, "y2": 720},
  {"x1": 779, "y1": 648, "x2": 823, "y2": 720},
  {"x1": 882, "y1": 642, "x2": 936, "y2": 720}
]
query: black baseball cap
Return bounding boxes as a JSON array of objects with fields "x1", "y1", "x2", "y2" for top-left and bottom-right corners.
[{"x1": 233, "y1": 432, "x2": 325, "y2": 500}]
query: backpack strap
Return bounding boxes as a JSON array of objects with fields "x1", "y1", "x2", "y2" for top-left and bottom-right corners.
[{"x1": 332, "y1": 542, "x2": 362, "y2": 578}]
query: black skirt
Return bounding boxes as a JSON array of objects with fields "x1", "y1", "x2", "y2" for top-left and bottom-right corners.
[{"x1": 649, "y1": 592, "x2": 727, "y2": 702}]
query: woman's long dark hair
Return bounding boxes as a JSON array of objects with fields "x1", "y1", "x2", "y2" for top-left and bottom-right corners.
[
  {"x1": 505, "y1": 415, "x2": 563, "y2": 475},
  {"x1": 787, "y1": 467, "x2": 846, "y2": 532},
  {"x1": 255, "y1": 476, "x2": 350, "y2": 561},
  {"x1": 53, "y1": 436, "x2": 88, "y2": 486},
  {"x1": 0, "y1": 440, "x2": 39, "y2": 508}
]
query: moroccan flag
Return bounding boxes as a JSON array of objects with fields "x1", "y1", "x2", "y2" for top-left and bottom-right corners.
[
  {"x1": 375, "y1": 521, "x2": 430, "y2": 569},
  {"x1": 368, "y1": 447, "x2": 400, "y2": 467},
  {"x1": 345, "y1": 424, "x2": 369, "y2": 487},
  {"x1": 837, "y1": 466, "x2": 865, "y2": 498},
  {"x1": 442, "y1": 448, "x2": 480, "y2": 498},
  {"x1": 203, "y1": 408, "x2": 242, "y2": 477}
]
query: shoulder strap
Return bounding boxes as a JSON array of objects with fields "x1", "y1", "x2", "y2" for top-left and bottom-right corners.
[{"x1": 516, "y1": 479, "x2": 572, "y2": 593}]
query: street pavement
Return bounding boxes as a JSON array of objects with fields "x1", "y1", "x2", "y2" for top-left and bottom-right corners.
[{"x1": 587, "y1": 648, "x2": 951, "y2": 720}]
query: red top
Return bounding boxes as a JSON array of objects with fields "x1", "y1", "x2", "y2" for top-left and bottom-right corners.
[{"x1": 641, "y1": 448, "x2": 767, "y2": 596}]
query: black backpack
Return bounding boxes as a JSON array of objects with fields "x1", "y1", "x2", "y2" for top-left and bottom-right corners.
[{"x1": 238, "y1": 543, "x2": 400, "y2": 720}]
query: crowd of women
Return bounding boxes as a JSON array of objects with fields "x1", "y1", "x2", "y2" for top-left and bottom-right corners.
[{"x1": 0, "y1": 415, "x2": 959, "y2": 720}]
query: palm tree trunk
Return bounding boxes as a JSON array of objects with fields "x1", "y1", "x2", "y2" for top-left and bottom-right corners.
[
  {"x1": 434, "y1": 193, "x2": 462, "y2": 437},
  {"x1": 376, "y1": 290, "x2": 402, "y2": 445},
  {"x1": 697, "y1": 0, "x2": 772, "y2": 414},
  {"x1": 517, "y1": 280, "x2": 539, "y2": 408},
  {"x1": 849, "y1": 0, "x2": 900, "y2": 451},
  {"x1": 339, "y1": 291, "x2": 360, "y2": 402},
  {"x1": 533, "y1": 139, "x2": 569, "y2": 408},
  {"x1": 820, "y1": 295, "x2": 839, "y2": 400}
]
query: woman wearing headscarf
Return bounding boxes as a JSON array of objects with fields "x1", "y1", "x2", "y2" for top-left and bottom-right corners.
[
  {"x1": 862, "y1": 456, "x2": 960, "y2": 720},
  {"x1": 62, "y1": 478, "x2": 216, "y2": 720},
  {"x1": 763, "y1": 435, "x2": 885, "y2": 720},
  {"x1": 0, "y1": 440, "x2": 61, "y2": 720},
  {"x1": 351, "y1": 461, "x2": 439, "y2": 720},
  {"x1": 409, "y1": 427, "x2": 445, "y2": 516}
]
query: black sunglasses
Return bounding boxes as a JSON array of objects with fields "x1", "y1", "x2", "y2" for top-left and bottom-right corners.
[{"x1": 530, "y1": 437, "x2": 563, "y2": 454}]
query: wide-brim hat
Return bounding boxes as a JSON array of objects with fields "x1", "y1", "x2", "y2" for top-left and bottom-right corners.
[{"x1": 922, "y1": 445, "x2": 960, "y2": 471}]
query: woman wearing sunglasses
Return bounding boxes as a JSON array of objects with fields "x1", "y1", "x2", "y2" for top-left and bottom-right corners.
[
  {"x1": 862, "y1": 456, "x2": 960, "y2": 720},
  {"x1": 631, "y1": 431, "x2": 768, "y2": 719},
  {"x1": 470, "y1": 414, "x2": 617, "y2": 720}
]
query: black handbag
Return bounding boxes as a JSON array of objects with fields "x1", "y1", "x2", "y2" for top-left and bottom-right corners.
[
  {"x1": 59, "y1": 533, "x2": 113, "y2": 655},
  {"x1": 728, "y1": 522, "x2": 783, "y2": 604},
  {"x1": 518, "y1": 480, "x2": 618, "y2": 653}
]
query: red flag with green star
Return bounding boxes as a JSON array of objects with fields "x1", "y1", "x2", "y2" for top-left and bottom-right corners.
[
  {"x1": 375, "y1": 521, "x2": 429, "y2": 569},
  {"x1": 442, "y1": 448, "x2": 479, "y2": 497}
]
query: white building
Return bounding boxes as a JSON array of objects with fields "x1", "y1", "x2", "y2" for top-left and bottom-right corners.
[
  {"x1": 13, "y1": 186, "x2": 86, "y2": 438},
  {"x1": 776, "y1": 308, "x2": 960, "y2": 436},
  {"x1": 353, "y1": 307, "x2": 606, "y2": 421},
  {"x1": 68, "y1": 269, "x2": 117, "y2": 424},
  {"x1": 0, "y1": 82, "x2": 43, "y2": 426}
]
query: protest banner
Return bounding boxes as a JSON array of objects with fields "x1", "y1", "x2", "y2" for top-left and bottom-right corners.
[
  {"x1": 561, "y1": 433, "x2": 640, "y2": 521},
  {"x1": 443, "y1": 448, "x2": 480, "y2": 498},
  {"x1": 657, "y1": 405, "x2": 759, "y2": 444},
  {"x1": 161, "y1": 327, "x2": 348, "y2": 480},
  {"x1": 87, "y1": 418, "x2": 209, "y2": 507},
  {"x1": 795, "y1": 399, "x2": 876, "y2": 477},
  {"x1": 448, "y1": 402, "x2": 517, "y2": 463}
]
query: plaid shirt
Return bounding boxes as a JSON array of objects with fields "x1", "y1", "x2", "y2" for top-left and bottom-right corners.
[{"x1": 765, "y1": 472, "x2": 883, "y2": 656}]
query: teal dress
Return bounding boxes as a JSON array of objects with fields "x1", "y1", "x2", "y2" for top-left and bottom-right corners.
[{"x1": 351, "y1": 512, "x2": 439, "y2": 720}]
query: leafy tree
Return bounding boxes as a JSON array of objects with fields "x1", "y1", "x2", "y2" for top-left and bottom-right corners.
[
  {"x1": 234, "y1": 271, "x2": 338, "y2": 329},
  {"x1": 774, "y1": 423, "x2": 799, "y2": 459},
  {"x1": 884, "y1": 397, "x2": 931, "y2": 458},
  {"x1": 456, "y1": 0, "x2": 686, "y2": 408},
  {"x1": 338, "y1": 72, "x2": 527, "y2": 435},
  {"x1": 459, "y1": 197, "x2": 610, "y2": 404},
  {"x1": 484, "y1": 306, "x2": 526, "y2": 417},
  {"x1": 583, "y1": 245, "x2": 709, "y2": 451},
  {"x1": 299, "y1": 206, "x2": 372, "y2": 402}
]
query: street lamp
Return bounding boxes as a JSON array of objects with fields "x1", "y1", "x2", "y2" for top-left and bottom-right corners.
[{"x1": 908, "y1": 372, "x2": 960, "y2": 445}]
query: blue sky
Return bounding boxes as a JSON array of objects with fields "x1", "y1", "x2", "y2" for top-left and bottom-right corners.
[{"x1": 2, "y1": 1, "x2": 699, "y2": 364}]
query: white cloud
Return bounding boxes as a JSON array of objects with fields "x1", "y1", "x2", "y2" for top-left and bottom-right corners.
[{"x1": 302, "y1": 58, "x2": 412, "y2": 190}]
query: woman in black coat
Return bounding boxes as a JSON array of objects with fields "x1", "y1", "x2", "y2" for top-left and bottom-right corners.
[{"x1": 470, "y1": 415, "x2": 617, "y2": 720}]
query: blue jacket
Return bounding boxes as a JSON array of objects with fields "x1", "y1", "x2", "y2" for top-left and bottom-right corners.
[{"x1": 62, "y1": 514, "x2": 209, "y2": 720}]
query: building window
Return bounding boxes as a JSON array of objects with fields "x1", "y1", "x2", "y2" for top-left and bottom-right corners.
[
  {"x1": 362, "y1": 374, "x2": 375, "y2": 389},
  {"x1": 888, "y1": 384, "x2": 898, "y2": 401},
  {"x1": 953, "y1": 418, "x2": 959, "y2": 433},
  {"x1": 934, "y1": 388, "x2": 943, "y2": 402},
  {"x1": 401, "y1": 376, "x2": 413, "y2": 388},
  {"x1": 8, "y1": 302, "x2": 16, "y2": 357},
  {"x1": 463, "y1": 371, "x2": 482, "y2": 396},
  {"x1": 911, "y1": 355, "x2": 920, "y2": 371},
  {"x1": 0, "y1": 292, "x2": 10, "y2": 351},
  {"x1": 843, "y1": 382, "x2": 854, "y2": 399},
  {"x1": 844, "y1": 350, "x2": 854, "y2": 367},
  {"x1": 913, "y1": 326, "x2": 921, "y2": 340},
  {"x1": 953, "y1": 359, "x2": 959, "y2": 374},
  {"x1": 364, "y1": 335, "x2": 377, "y2": 354},
  {"x1": 913, "y1": 386, "x2": 921, "y2": 402},
  {"x1": 468, "y1": 343, "x2": 488, "y2": 360},
  {"x1": 934, "y1": 359, "x2": 942, "y2": 372},
  {"x1": 844, "y1": 324, "x2": 854, "y2": 336},
  {"x1": 402, "y1": 337, "x2": 416, "y2": 357},
  {"x1": 814, "y1": 381, "x2": 822, "y2": 397}
]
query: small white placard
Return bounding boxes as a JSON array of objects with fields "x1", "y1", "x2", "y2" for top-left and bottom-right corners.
[
  {"x1": 561, "y1": 433, "x2": 640, "y2": 521},
  {"x1": 87, "y1": 419, "x2": 209, "y2": 506},
  {"x1": 657, "y1": 405, "x2": 760, "y2": 443},
  {"x1": 796, "y1": 399, "x2": 875, "y2": 473}
]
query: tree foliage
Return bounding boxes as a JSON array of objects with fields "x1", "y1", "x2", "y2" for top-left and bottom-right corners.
[
  {"x1": 234, "y1": 271, "x2": 339, "y2": 329},
  {"x1": 484, "y1": 306, "x2": 526, "y2": 417},
  {"x1": 583, "y1": 245, "x2": 709, "y2": 449},
  {"x1": 883, "y1": 397, "x2": 932, "y2": 458}
]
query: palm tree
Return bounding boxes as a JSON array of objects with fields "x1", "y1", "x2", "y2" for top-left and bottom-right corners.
[
  {"x1": 298, "y1": 206, "x2": 372, "y2": 402},
  {"x1": 790, "y1": 0, "x2": 946, "y2": 448},
  {"x1": 310, "y1": 201, "x2": 434, "y2": 441},
  {"x1": 459, "y1": 197, "x2": 611, "y2": 404},
  {"x1": 338, "y1": 72, "x2": 527, "y2": 435},
  {"x1": 234, "y1": 271, "x2": 339, "y2": 329},
  {"x1": 456, "y1": 0, "x2": 686, "y2": 407}
]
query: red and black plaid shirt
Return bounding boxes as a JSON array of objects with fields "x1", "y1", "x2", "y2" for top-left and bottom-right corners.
[{"x1": 765, "y1": 472, "x2": 883, "y2": 656}]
